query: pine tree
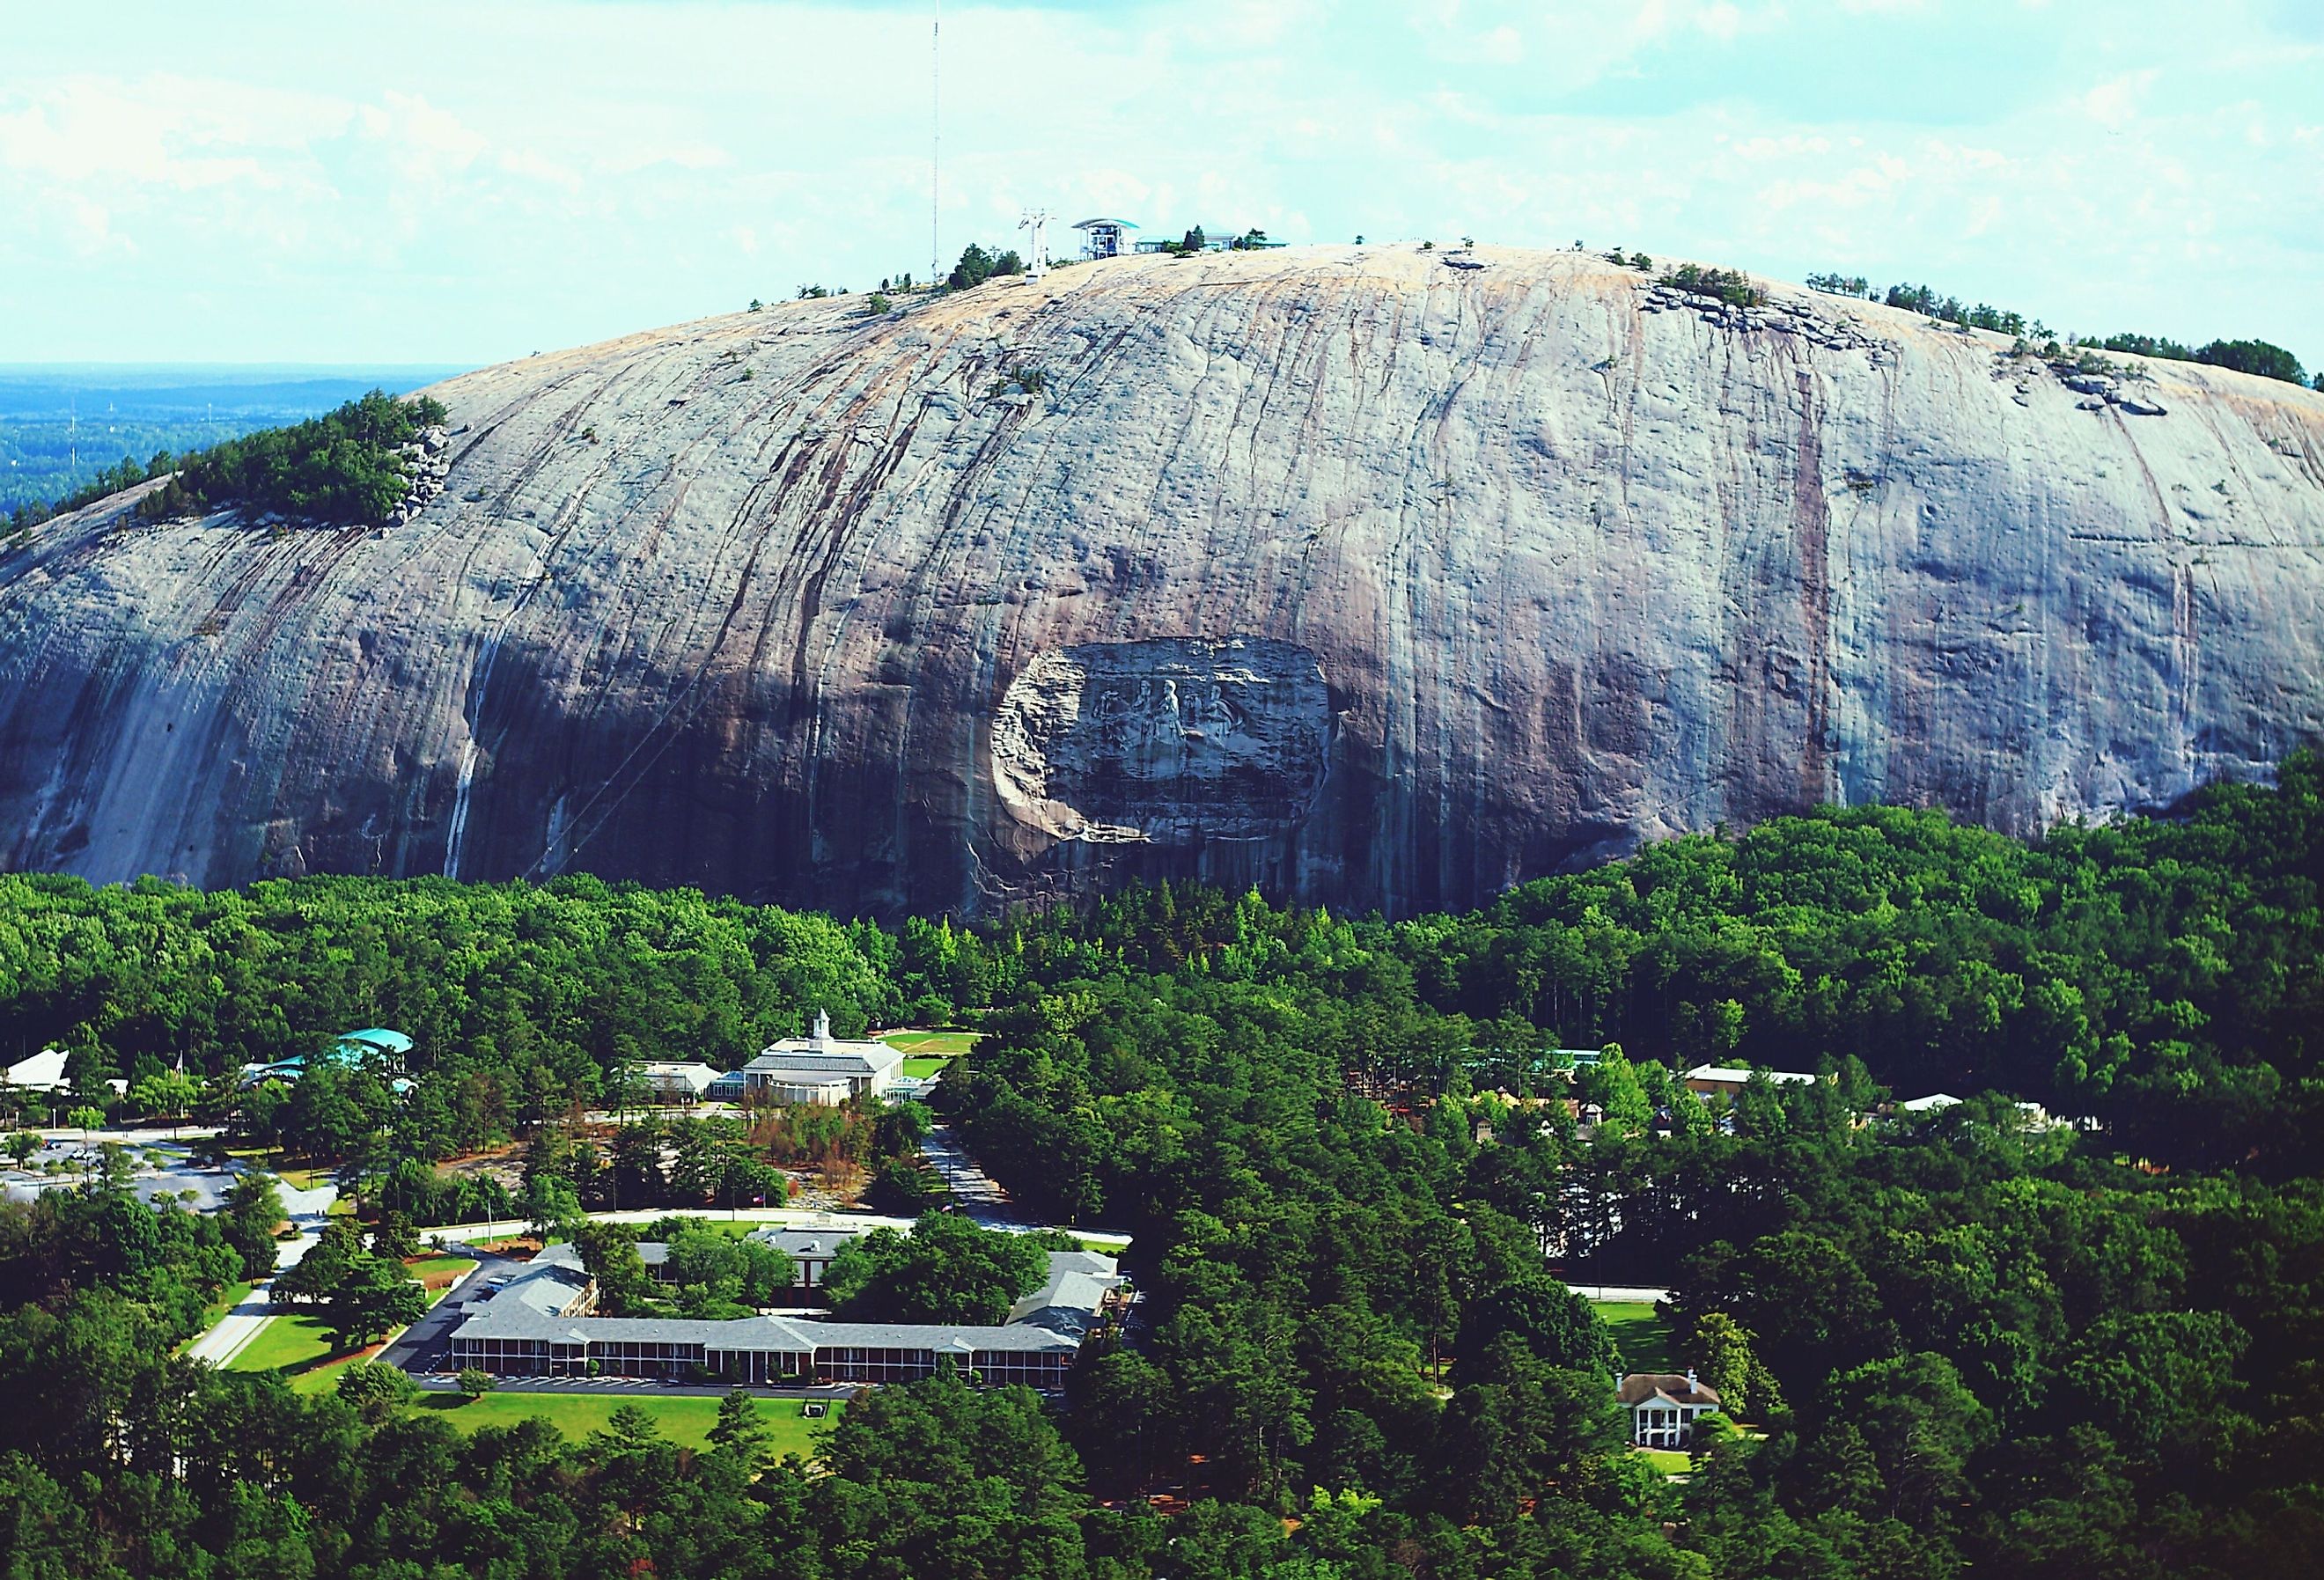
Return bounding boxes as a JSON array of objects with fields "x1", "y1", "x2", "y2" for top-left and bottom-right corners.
[{"x1": 707, "y1": 1387, "x2": 771, "y2": 1469}]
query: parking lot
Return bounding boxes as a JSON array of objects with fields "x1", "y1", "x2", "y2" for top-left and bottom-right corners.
[{"x1": 0, "y1": 1134, "x2": 246, "y2": 1210}]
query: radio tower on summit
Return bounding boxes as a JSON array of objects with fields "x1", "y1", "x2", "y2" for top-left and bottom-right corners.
[{"x1": 930, "y1": 0, "x2": 942, "y2": 285}]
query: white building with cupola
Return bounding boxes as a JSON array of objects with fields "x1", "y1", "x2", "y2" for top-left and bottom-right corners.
[{"x1": 737, "y1": 1010, "x2": 905, "y2": 1106}]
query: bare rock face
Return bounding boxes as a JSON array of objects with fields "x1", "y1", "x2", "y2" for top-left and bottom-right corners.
[{"x1": 2, "y1": 246, "x2": 2321, "y2": 918}]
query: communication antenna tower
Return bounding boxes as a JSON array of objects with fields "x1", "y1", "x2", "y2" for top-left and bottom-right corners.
[
  {"x1": 920, "y1": 0, "x2": 930, "y2": 281},
  {"x1": 930, "y1": 0, "x2": 942, "y2": 285},
  {"x1": 1019, "y1": 209, "x2": 1052, "y2": 282}
]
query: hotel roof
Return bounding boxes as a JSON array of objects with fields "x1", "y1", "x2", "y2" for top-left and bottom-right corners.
[
  {"x1": 452, "y1": 1246, "x2": 1114, "y2": 1356},
  {"x1": 748, "y1": 1226, "x2": 865, "y2": 1258},
  {"x1": 1682, "y1": 1065, "x2": 1820, "y2": 1085}
]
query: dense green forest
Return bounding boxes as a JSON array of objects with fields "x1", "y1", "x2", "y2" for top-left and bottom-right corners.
[{"x1": 2, "y1": 758, "x2": 2320, "y2": 1576}]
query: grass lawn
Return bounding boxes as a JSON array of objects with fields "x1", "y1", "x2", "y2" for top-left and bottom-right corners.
[
  {"x1": 609, "y1": 1216, "x2": 767, "y2": 1240},
  {"x1": 1635, "y1": 1447, "x2": 1694, "y2": 1475},
  {"x1": 224, "y1": 1312, "x2": 343, "y2": 1373},
  {"x1": 405, "y1": 1254, "x2": 474, "y2": 1289},
  {"x1": 275, "y1": 1165, "x2": 331, "y2": 1189},
  {"x1": 879, "y1": 1030, "x2": 977, "y2": 1057},
  {"x1": 415, "y1": 1391, "x2": 843, "y2": 1453},
  {"x1": 900, "y1": 1056, "x2": 957, "y2": 1079},
  {"x1": 1596, "y1": 1300, "x2": 1680, "y2": 1374},
  {"x1": 290, "y1": 1356, "x2": 367, "y2": 1395}
]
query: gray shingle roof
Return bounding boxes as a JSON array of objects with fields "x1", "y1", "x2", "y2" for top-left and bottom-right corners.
[
  {"x1": 747, "y1": 1227, "x2": 864, "y2": 1258},
  {"x1": 779, "y1": 1315, "x2": 1078, "y2": 1353},
  {"x1": 1007, "y1": 1253, "x2": 1122, "y2": 1323},
  {"x1": 452, "y1": 1246, "x2": 1107, "y2": 1356},
  {"x1": 1616, "y1": 1372, "x2": 1720, "y2": 1407}
]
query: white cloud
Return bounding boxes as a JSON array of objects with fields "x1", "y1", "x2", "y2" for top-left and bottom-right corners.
[
  {"x1": 2081, "y1": 70, "x2": 2159, "y2": 129},
  {"x1": 360, "y1": 92, "x2": 487, "y2": 171},
  {"x1": 0, "y1": 0, "x2": 2314, "y2": 363},
  {"x1": 60, "y1": 192, "x2": 122, "y2": 257},
  {"x1": 0, "y1": 75, "x2": 346, "y2": 189}
]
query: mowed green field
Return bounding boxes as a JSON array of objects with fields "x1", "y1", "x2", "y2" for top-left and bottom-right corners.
[
  {"x1": 1635, "y1": 1447, "x2": 1694, "y2": 1475},
  {"x1": 879, "y1": 1030, "x2": 977, "y2": 1057},
  {"x1": 406, "y1": 1253, "x2": 474, "y2": 1284},
  {"x1": 1595, "y1": 1301, "x2": 1680, "y2": 1374},
  {"x1": 225, "y1": 1312, "x2": 339, "y2": 1373},
  {"x1": 413, "y1": 1391, "x2": 843, "y2": 1454}
]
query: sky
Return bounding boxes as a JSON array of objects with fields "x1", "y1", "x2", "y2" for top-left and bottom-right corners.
[{"x1": 3, "y1": 0, "x2": 2320, "y2": 368}]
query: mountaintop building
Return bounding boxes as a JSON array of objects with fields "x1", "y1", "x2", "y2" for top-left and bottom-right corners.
[
  {"x1": 1133, "y1": 224, "x2": 1283, "y2": 254},
  {"x1": 1072, "y1": 217, "x2": 1138, "y2": 259}
]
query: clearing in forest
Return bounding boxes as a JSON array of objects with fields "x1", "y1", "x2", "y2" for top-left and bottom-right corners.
[{"x1": 1594, "y1": 1300, "x2": 1680, "y2": 1374}]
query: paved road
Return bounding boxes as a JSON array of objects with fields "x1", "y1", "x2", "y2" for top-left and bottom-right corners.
[
  {"x1": 185, "y1": 1282, "x2": 279, "y2": 1366},
  {"x1": 424, "y1": 1205, "x2": 926, "y2": 1244},
  {"x1": 378, "y1": 1251, "x2": 512, "y2": 1373},
  {"x1": 918, "y1": 1120, "x2": 1028, "y2": 1229},
  {"x1": 421, "y1": 1202, "x2": 1131, "y2": 1250},
  {"x1": 20, "y1": 1124, "x2": 226, "y2": 1145},
  {"x1": 3, "y1": 1135, "x2": 242, "y2": 1210},
  {"x1": 1567, "y1": 1284, "x2": 1672, "y2": 1304},
  {"x1": 183, "y1": 1179, "x2": 340, "y2": 1367}
]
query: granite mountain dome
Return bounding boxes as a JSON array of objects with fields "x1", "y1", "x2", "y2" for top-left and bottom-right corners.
[{"x1": 4, "y1": 246, "x2": 2320, "y2": 917}]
